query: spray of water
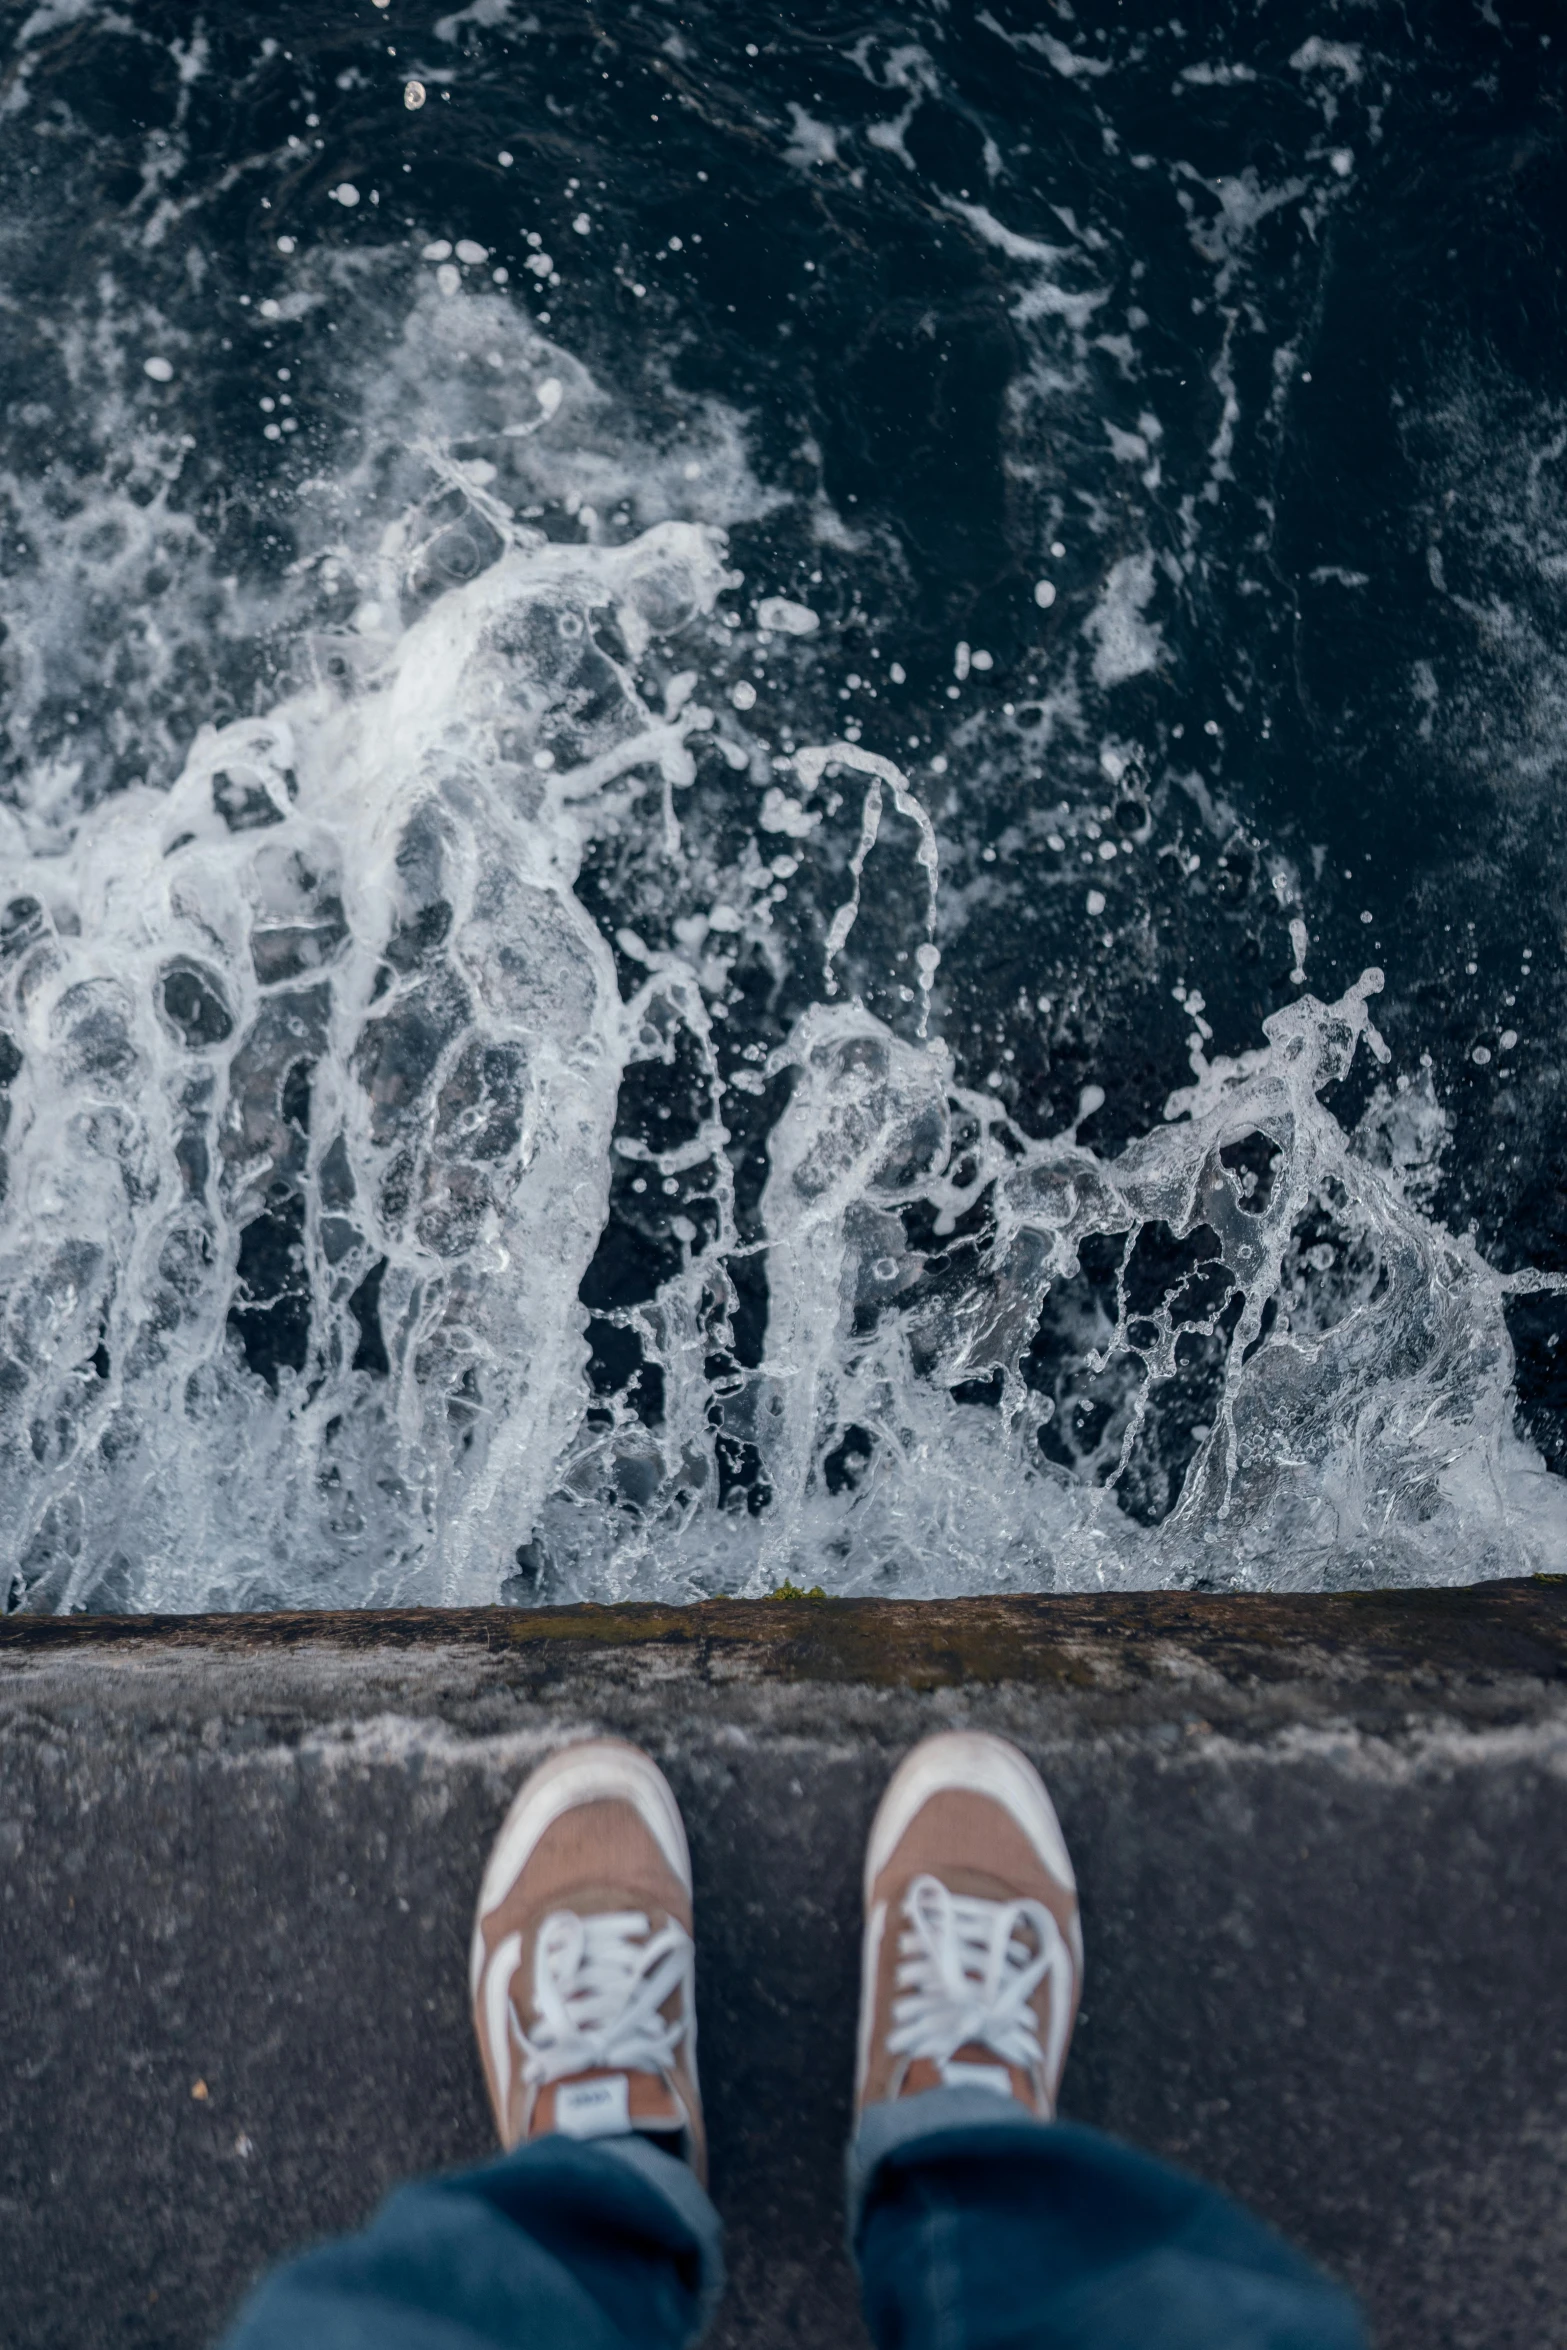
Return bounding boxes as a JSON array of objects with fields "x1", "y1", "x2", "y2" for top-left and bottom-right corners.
[{"x1": 1, "y1": 289, "x2": 1561, "y2": 1612}]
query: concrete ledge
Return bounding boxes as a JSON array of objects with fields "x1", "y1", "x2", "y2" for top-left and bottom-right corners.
[{"x1": 5, "y1": 1581, "x2": 1567, "y2": 2350}]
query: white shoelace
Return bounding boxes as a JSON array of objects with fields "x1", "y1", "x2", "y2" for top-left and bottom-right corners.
[
  {"x1": 888, "y1": 1874, "x2": 1074, "y2": 2094},
  {"x1": 515, "y1": 1908, "x2": 693, "y2": 2090}
]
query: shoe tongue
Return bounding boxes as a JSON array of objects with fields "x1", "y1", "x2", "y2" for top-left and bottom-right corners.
[
  {"x1": 899, "y1": 2053, "x2": 1035, "y2": 2108},
  {"x1": 533, "y1": 2067, "x2": 685, "y2": 2143}
]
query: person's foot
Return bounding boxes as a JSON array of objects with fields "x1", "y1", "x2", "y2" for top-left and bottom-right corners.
[
  {"x1": 855, "y1": 1730, "x2": 1083, "y2": 2121},
  {"x1": 470, "y1": 1738, "x2": 706, "y2": 2180}
]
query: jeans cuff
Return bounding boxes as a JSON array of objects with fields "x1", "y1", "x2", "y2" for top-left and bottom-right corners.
[
  {"x1": 593, "y1": 2133, "x2": 727, "y2": 2335},
  {"x1": 846, "y1": 2085, "x2": 1054, "y2": 2241}
]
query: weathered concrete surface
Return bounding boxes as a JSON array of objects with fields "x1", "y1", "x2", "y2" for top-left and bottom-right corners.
[{"x1": 4, "y1": 1580, "x2": 1567, "y2": 2350}]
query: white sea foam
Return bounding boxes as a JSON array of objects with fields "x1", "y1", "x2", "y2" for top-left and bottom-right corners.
[
  {"x1": 0, "y1": 519, "x2": 739, "y2": 1609},
  {"x1": 533, "y1": 960, "x2": 1567, "y2": 1602},
  {"x1": 1, "y1": 264, "x2": 1562, "y2": 1612},
  {"x1": 1084, "y1": 552, "x2": 1164, "y2": 687}
]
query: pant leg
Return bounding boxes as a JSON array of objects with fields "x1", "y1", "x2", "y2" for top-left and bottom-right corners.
[
  {"x1": 223, "y1": 2133, "x2": 725, "y2": 2350},
  {"x1": 850, "y1": 2087, "x2": 1366, "y2": 2350}
]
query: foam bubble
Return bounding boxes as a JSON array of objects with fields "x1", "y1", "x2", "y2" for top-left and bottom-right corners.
[{"x1": 756, "y1": 596, "x2": 820, "y2": 635}]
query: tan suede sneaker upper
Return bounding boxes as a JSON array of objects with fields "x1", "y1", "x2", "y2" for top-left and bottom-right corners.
[
  {"x1": 469, "y1": 1739, "x2": 706, "y2": 2182},
  {"x1": 856, "y1": 1731, "x2": 1084, "y2": 2120}
]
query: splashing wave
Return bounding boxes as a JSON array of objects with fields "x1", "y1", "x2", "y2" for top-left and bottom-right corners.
[{"x1": 1, "y1": 475, "x2": 1558, "y2": 1610}]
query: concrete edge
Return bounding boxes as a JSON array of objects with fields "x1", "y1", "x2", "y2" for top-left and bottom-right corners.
[{"x1": 4, "y1": 1574, "x2": 1567, "y2": 1686}]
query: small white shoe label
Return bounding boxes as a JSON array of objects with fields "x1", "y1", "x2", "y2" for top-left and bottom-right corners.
[
  {"x1": 940, "y1": 2061, "x2": 1016, "y2": 2098},
  {"x1": 555, "y1": 2074, "x2": 632, "y2": 2138}
]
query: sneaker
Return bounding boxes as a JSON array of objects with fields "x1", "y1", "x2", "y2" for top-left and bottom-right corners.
[
  {"x1": 469, "y1": 1738, "x2": 706, "y2": 2180},
  {"x1": 856, "y1": 1730, "x2": 1083, "y2": 2121}
]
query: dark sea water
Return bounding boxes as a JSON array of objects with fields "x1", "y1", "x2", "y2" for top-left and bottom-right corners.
[{"x1": 1, "y1": 0, "x2": 1565, "y2": 1609}]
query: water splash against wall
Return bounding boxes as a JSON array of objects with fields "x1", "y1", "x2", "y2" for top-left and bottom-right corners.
[{"x1": 1, "y1": 476, "x2": 1557, "y2": 1609}]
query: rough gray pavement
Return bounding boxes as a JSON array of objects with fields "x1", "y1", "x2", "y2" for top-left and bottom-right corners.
[{"x1": 3, "y1": 1581, "x2": 1567, "y2": 2350}]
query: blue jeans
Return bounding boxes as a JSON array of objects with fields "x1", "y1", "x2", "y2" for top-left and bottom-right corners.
[{"x1": 224, "y1": 2088, "x2": 1366, "y2": 2350}]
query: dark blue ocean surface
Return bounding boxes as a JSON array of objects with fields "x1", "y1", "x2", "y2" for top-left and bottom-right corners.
[{"x1": 0, "y1": 0, "x2": 1563, "y2": 1609}]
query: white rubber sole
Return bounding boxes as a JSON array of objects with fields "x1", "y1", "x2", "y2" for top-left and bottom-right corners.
[
  {"x1": 470, "y1": 1738, "x2": 691, "y2": 2001},
  {"x1": 862, "y1": 1729, "x2": 1077, "y2": 1905}
]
